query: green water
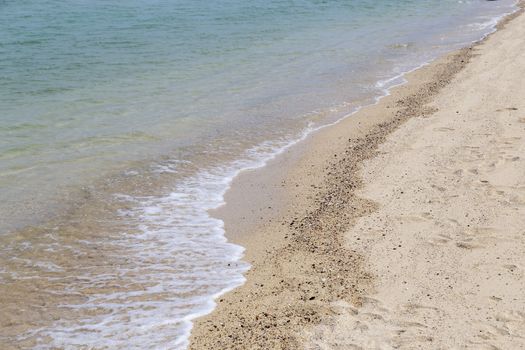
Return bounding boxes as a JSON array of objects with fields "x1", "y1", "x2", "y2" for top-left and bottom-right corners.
[
  {"x1": 0, "y1": 0, "x2": 516, "y2": 232},
  {"x1": 0, "y1": 0, "x2": 517, "y2": 348}
]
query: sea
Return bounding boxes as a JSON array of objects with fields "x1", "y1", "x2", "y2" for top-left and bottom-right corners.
[{"x1": 0, "y1": 0, "x2": 518, "y2": 348}]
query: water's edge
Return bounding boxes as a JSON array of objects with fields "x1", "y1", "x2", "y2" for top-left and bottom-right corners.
[
  {"x1": 182, "y1": 1, "x2": 520, "y2": 345},
  {"x1": 1, "y1": 2, "x2": 519, "y2": 349}
]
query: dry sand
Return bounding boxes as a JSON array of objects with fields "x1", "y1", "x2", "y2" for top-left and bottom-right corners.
[{"x1": 190, "y1": 4, "x2": 525, "y2": 349}]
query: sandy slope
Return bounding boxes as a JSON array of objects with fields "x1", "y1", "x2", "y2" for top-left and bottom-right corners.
[{"x1": 304, "y1": 8, "x2": 525, "y2": 350}]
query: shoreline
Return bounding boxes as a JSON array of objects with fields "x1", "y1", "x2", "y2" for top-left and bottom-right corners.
[
  {"x1": 189, "y1": 3, "x2": 525, "y2": 349},
  {"x1": 0, "y1": 2, "x2": 522, "y2": 348}
]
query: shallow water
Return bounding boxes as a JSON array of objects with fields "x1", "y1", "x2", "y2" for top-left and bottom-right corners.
[{"x1": 0, "y1": 0, "x2": 518, "y2": 348}]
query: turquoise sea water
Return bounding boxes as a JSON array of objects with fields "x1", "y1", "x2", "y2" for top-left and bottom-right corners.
[
  {"x1": 0, "y1": 0, "x2": 517, "y2": 348},
  {"x1": 0, "y1": 0, "x2": 516, "y2": 232}
]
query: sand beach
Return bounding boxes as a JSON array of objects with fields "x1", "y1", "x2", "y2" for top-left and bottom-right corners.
[
  {"x1": 190, "y1": 3, "x2": 525, "y2": 349},
  {"x1": 1, "y1": 1, "x2": 523, "y2": 348}
]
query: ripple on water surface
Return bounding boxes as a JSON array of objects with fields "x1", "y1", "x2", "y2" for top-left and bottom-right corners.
[{"x1": 0, "y1": 0, "x2": 519, "y2": 348}]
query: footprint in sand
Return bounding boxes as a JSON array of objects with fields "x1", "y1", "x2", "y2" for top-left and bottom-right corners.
[
  {"x1": 456, "y1": 241, "x2": 483, "y2": 250},
  {"x1": 496, "y1": 107, "x2": 519, "y2": 112},
  {"x1": 428, "y1": 233, "x2": 452, "y2": 245},
  {"x1": 434, "y1": 127, "x2": 455, "y2": 132}
]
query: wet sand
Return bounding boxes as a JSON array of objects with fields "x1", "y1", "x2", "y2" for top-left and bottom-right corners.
[{"x1": 190, "y1": 3, "x2": 525, "y2": 349}]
